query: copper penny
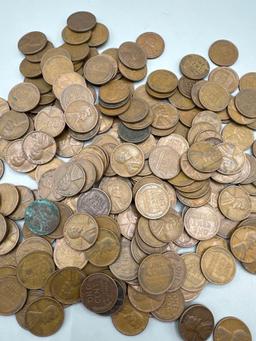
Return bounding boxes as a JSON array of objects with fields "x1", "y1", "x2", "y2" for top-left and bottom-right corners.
[
  {"x1": 199, "y1": 81, "x2": 230, "y2": 112},
  {"x1": 0, "y1": 276, "x2": 27, "y2": 315},
  {"x1": 67, "y1": 11, "x2": 96, "y2": 32},
  {"x1": 180, "y1": 54, "x2": 210, "y2": 80},
  {"x1": 209, "y1": 39, "x2": 239, "y2": 66},
  {"x1": 230, "y1": 226, "x2": 256, "y2": 263},
  {"x1": 118, "y1": 41, "x2": 146, "y2": 70},
  {"x1": 136, "y1": 32, "x2": 164, "y2": 59},
  {"x1": 18, "y1": 31, "x2": 47, "y2": 55},
  {"x1": 8, "y1": 83, "x2": 40, "y2": 112},
  {"x1": 214, "y1": 317, "x2": 252, "y2": 341},
  {"x1": 35, "y1": 106, "x2": 65, "y2": 137}
]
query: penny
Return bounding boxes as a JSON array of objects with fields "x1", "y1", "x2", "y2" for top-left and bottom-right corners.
[
  {"x1": 67, "y1": 11, "x2": 96, "y2": 32},
  {"x1": 199, "y1": 81, "x2": 230, "y2": 111},
  {"x1": 152, "y1": 289, "x2": 184, "y2": 321},
  {"x1": 117, "y1": 205, "x2": 139, "y2": 240},
  {"x1": 0, "y1": 276, "x2": 27, "y2": 315},
  {"x1": 34, "y1": 106, "x2": 64, "y2": 137},
  {"x1": 19, "y1": 58, "x2": 42, "y2": 78},
  {"x1": 136, "y1": 32, "x2": 164, "y2": 59},
  {"x1": 214, "y1": 317, "x2": 252, "y2": 341},
  {"x1": 129, "y1": 285, "x2": 165, "y2": 314},
  {"x1": 81, "y1": 273, "x2": 118, "y2": 313},
  {"x1": 151, "y1": 103, "x2": 179, "y2": 130},
  {"x1": 84, "y1": 55, "x2": 116, "y2": 85},
  {"x1": 99, "y1": 79, "x2": 130, "y2": 104},
  {"x1": 88, "y1": 23, "x2": 109, "y2": 46},
  {"x1": 56, "y1": 130, "x2": 83, "y2": 157},
  {"x1": 180, "y1": 54, "x2": 210, "y2": 80},
  {"x1": 147, "y1": 69, "x2": 178, "y2": 94},
  {"x1": 54, "y1": 238, "x2": 87, "y2": 269},
  {"x1": 16, "y1": 237, "x2": 52, "y2": 263},
  {"x1": 138, "y1": 254, "x2": 173, "y2": 295},
  {"x1": 86, "y1": 228, "x2": 120, "y2": 266},
  {"x1": 118, "y1": 123, "x2": 151, "y2": 143},
  {"x1": 53, "y1": 72, "x2": 85, "y2": 100},
  {"x1": 135, "y1": 182, "x2": 170, "y2": 219},
  {"x1": 178, "y1": 76, "x2": 197, "y2": 98},
  {"x1": 240, "y1": 72, "x2": 256, "y2": 90},
  {"x1": 216, "y1": 142, "x2": 245, "y2": 175},
  {"x1": 0, "y1": 184, "x2": 19, "y2": 216},
  {"x1": 8, "y1": 83, "x2": 40, "y2": 112},
  {"x1": 9, "y1": 186, "x2": 34, "y2": 220},
  {"x1": 110, "y1": 143, "x2": 144, "y2": 177},
  {"x1": 149, "y1": 145, "x2": 180, "y2": 179},
  {"x1": 158, "y1": 133, "x2": 189, "y2": 156},
  {"x1": 119, "y1": 98, "x2": 148, "y2": 123},
  {"x1": 42, "y1": 55, "x2": 74, "y2": 85},
  {"x1": 137, "y1": 217, "x2": 166, "y2": 248},
  {"x1": 228, "y1": 97, "x2": 255, "y2": 125},
  {"x1": 196, "y1": 236, "x2": 228, "y2": 255},
  {"x1": 0, "y1": 110, "x2": 29, "y2": 140},
  {"x1": 18, "y1": 31, "x2": 47, "y2": 55},
  {"x1": 0, "y1": 214, "x2": 7, "y2": 243},
  {"x1": 209, "y1": 67, "x2": 239, "y2": 93},
  {"x1": 63, "y1": 213, "x2": 98, "y2": 251},
  {"x1": 25, "y1": 199, "x2": 60, "y2": 236},
  {"x1": 181, "y1": 253, "x2": 206, "y2": 292},
  {"x1": 188, "y1": 142, "x2": 222, "y2": 173},
  {"x1": 112, "y1": 296, "x2": 149, "y2": 336},
  {"x1": 192, "y1": 111, "x2": 222, "y2": 132},
  {"x1": 50, "y1": 267, "x2": 85, "y2": 304},
  {"x1": 25, "y1": 297, "x2": 64, "y2": 336},
  {"x1": 149, "y1": 209, "x2": 183, "y2": 242},
  {"x1": 179, "y1": 304, "x2": 214, "y2": 341},
  {"x1": 25, "y1": 40, "x2": 54, "y2": 63},
  {"x1": 218, "y1": 186, "x2": 251, "y2": 221},
  {"x1": 235, "y1": 89, "x2": 256, "y2": 118},
  {"x1": 60, "y1": 84, "x2": 94, "y2": 110},
  {"x1": 109, "y1": 237, "x2": 139, "y2": 281},
  {"x1": 118, "y1": 41, "x2": 146, "y2": 70},
  {"x1": 99, "y1": 176, "x2": 132, "y2": 214},
  {"x1": 164, "y1": 252, "x2": 186, "y2": 291},
  {"x1": 77, "y1": 188, "x2": 111, "y2": 216},
  {"x1": 61, "y1": 42, "x2": 89, "y2": 62},
  {"x1": 230, "y1": 226, "x2": 256, "y2": 263},
  {"x1": 184, "y1": 205, "x2": 220, "y2": 240},
  {"x1": 62, "y1": 26, "x2": 91, "y2": 45},
  {"x1": 201, "y1": 246, "x2": 236, "y2": 284},
  {"x1": 0, "y1": 219, "x2": 20, "y2": 256},
  {"x1": 209, "y1": 39, "x2": 239, "y2": 66},
  {"x1": 17, "y1": 251, "x2": 55, "y2": 289}
]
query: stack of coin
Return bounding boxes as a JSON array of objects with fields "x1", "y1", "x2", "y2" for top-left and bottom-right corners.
[{"x1": 0, "y1": 9, "x2": 255, "y2": 341}]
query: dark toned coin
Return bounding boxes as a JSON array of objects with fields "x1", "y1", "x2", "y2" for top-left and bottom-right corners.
[
  {"x1": 118, "y1": 123, "x2": 151, "y2": 143},
  {"x1": 24, "y1": 199, "x2": 60, "y2": 236},
  {"x1": 18, "y1": 31, "x2": 47, "y2": 55},
  {"x1": 101, "y1": 279, "x2": 125, "y2": 315},
  {"x1": 80, "y1": 273, "x2": 118, "y2": 313},
  {"x1": 67, "y1": 11, "x2": 96, "y2": 32},
  {"x1": 179, "y1": 304, "x2": 214, "y2": 341},
  {"x1": 77, "y1": 188, "x2": 111, "y2": 216},
  {"x1": 19, "y1": 59, "x2": 42, "y2": 78}
]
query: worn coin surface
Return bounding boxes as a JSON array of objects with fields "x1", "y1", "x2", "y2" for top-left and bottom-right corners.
[
  {"x1": 77, "y1": 188, "x2": 111, "y2": 216},
  {"x1": 0, "y1": 276, "x2": 27, "y2": 315},
  {"x1": 152, "y1": 290, "x2": 184, "y2": 321},
  {"x1": 230, "y1": 226, "x2": 256, "y2": 263},
  {"x1": 54, "y1": 238, "x2": 88, "y2": 269},
  {"x1": 149, "y1": 145, "x2": 180, "y2": 179},
  {"x1": 213, "y1": 316, "x2": 252, "y2": 341},
  {"x1": 136, "y1": 32, "x2": 165, "y2": 59},
  {"x1": 209, "y1": 40, "x2": 239, "y2": 66},
  {"x1": 180, "y1": 54, "x2": 210, "y2": 80},
  {"x1": 181, "y1": 253, "x2": 206, "y2": 292}
]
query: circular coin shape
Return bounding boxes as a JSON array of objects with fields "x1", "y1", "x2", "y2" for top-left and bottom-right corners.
[
  {"x1": 18, "y1": 31, "x2": 47, "y2": 55},
  {"x1": 181, "y1": 253, "x2": 206, "y2": 292},
  {"x1": 179, "y1": 304, "x2": 214, "y2": 341},
  {"x1": 0, "y1": 214, "x2": 7, "y2": 243},
  {"x1": 180, "y1": 54, "x2": 210, "y2": 80},
  {"x1": 213, "y1": 316, "x2": 252, "y2": 341},
  {"x1": 199, "y1": 81, "x2": 230, "y2": 112},
  {"x1": 0, "y1": 276, "x2": 27, "y2": 315},
  {"x1": 136, "y1": 32, "x2": 165, "y2": 59},
  {"x1": 209, "y1": 40, "x2": 239, "y2": 66},
  {"x1": 118, "y1": 41, "x2": 146, "y2": 70},
  {"x1": 80, "y1": 273, "x2": 118, "y2": 313},
  {"x1": 184, "y1": 205, "x2": 220, "y2": 240},
  {"x1": 25, "y1": 297, "x2": 64, "y2": 337},
  {"x1": 218, "y1": 186, "x2": 251, "y2": 221},
  {"x1": 111, "y1": 143, "x2": 144, "y2": 177},
  {"x1": 152, "y1": 289, "x2": 185, "y2": 321},
  {"x1": 138, "y1": 254, "x2": 173, "y2": 295},
  {"x1": 8, "y1": 83, "x2": 40, "y2": 112},
  {"x1": 164, "y1": 252, "x2": 187, "y2": 292},
  {"x1": 63, "y1": 213, "x2": 98, "y2": 251},
  {"x1": 235, "y1": 89, "x2": 256, "y2": 118},
  {"x1": 111, "y1": 297, "x2": 149, "y2": 336},
  {"x1": 0, "y1": 111, "x2": 29, "y2": 140},
  {"x1": 15, "y1": 236, "x2": 52, "y2": 263},
  {"x1": 17, "y1": 251, "x2": 55, "y2": 289},
  {"x1": 0, "y1": 184, "x2": 19, "y2": 216},
  {"x1": 42, "y1": 55, "x2": 74, "y2": 85},
  {"x1": 147, "y1": 69, "x2": 178, "y2": 93},
  {"x1": 34, "y1": 106, "x2": 65, "y2": 137},
  {"x1": 149, "y1": 146, "x2": 180, "y2": 179},
  {"x1": 0, "y1": 219, "x2": 20, "y2": 255},
  {"x1": 84, "y1": 55, "x2": 116, "y2": 85},
  {"x1": 22, "y1": 131, "x2": 56, "y2": 165},
  {"x1": 135, "y1": 183, "x2": 170, "y2": 219},
  {"x1": 230, "y1": 226, "x2": 256, "y2": 263},
  {"x1": 128, "y1": 286, "x2": 165, "y2": 313},
  {"x1": 201, "y1": 246, "x2": 236, "y2": 284},
  {"x1": 77, "y1": 189, "x2": 111, "y2": 216},
  {"x1": 54, "y1": 238, "x2": 88, "y2": 269},
  {"x1": 24, "y1": 199, "x2": 60, "y2": 236},
  {"x1": 67, "y1": 11, "x2": 96, "y2": 32}
]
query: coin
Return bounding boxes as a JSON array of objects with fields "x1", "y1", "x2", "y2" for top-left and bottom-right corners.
[
  {"x1": 53, "y1": 72, "x2": 85, "y2": 99},
  {"x1": 63, "y1": 213, "x2": 98, "y2": 251},
  {"x1": 8, "y1": 83, "x2": 40, "y2": 112},
  {"x1": 128, "y1": 285, "x2": 165, "y2": 313},
  {"x1": 18, "y1": 31, "x2": 47, "y2": 55},
  {"x1": 235, "y1": 89, "x2": 256, "y2": 118},
  {"x1": 16, "y1": 237, "x2": 52, "y2": 263},
  {"x1": 117, "y1": 205, "x2": 139, "y2": 240},
  {"x1": 218, "y1": 186, "x2": 251, "y2": 221},
  {"x1": 209, "y1": 67, "x2": 239, "y2": 93},
  {"x1": 67, "y1": 11, "x2": 96, "y2": 32},
  {"x1": 214, "y1": 316, "x2": 252, "y2": 341},
  {"x1": 180, "y1": 54, "x2": 210, "y2": 80},
  {"x1": 136, "y1": 32, "x2": 164, "y2": 59},
  {"x1": 80, "y1": 273, "x2": 118, "y2": 313},
  {"x1": 17, "y1": 251, "x2": 55, "y2": 289},
  {"x1": 149, "y1": 145, "x2": 180, "y2": 179},
  {"x1": 209, "y1": 40, "x2": 239, "y2": 66},
  {"x1": 53, "y1": 238, "x2": 88, "y2": 269},
  {"x1": 239, "y1": 72, "x2": 256, "y2": 90},
  {"x1": 111, "y1": 297, "x2": 149, "y2": 336},
  {"x1": 222, "y1": 122, "x2": 253, "y2": 151},
  {"x1": 164, "y1": 252, "x2": 186, "y2": 291},
  {"x1": 84, "y1": 55, "x2": 117, "y2": 85},
  {"x1": 9, "y1": 186, "x2": 34, "y2": 220},
  {"x1": 77, "y1": 188, "x2": 111, "y2": 216},
  {"x1": 152, "y1": 289, "x2": 185, "y2": 321},
  {"x1": 24, "y1": 199, "x2": 60, "y2": 236},
  {"x1": 230, "y1": 226, "x2": 256, "y2": 263},
  {"x1": 179, "y1": 304, "x2": 214, "y2": 341},
  {"x1": 42, "y1": 55, "x2": 74, "y2": 85},
  {"x1": 0, "y1": 276, "x2": 27, "y2": 315},
  {"x1": 181, "y1": 253, "x2": 206, "y2": 292},
  {"x1": 60, "y1": 84, "x2": 94, "y2": 110},
  {"x1": 34, "y1": 106, "x2": 65, "y2": 137},
  {"x1": 25, "y1": 297, "x2": 64, "y2": 336},
  {"x1": 118, "y1": 41, "x2": 146, "y2": 70},
  {"x1": 199, "y1": 81, "x2": 230, "y2": 111}
]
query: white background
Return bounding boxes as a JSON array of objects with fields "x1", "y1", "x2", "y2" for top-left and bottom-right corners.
[{"x1": 0, "y1": 0, "x2": 256, "y2": 340}]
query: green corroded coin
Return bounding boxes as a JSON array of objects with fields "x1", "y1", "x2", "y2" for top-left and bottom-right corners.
[{"x1": 24, "y1": 199, "x2": 60, "y2": 236}]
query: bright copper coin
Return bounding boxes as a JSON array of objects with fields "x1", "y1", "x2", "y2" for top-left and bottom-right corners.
[{"x1": 214, "y1": 316, "x2": 252, "y2": 341}]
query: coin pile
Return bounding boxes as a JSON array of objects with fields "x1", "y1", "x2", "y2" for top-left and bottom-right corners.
[{"x1": 0, "y1": 9, "x2": 255, "y2": 340}]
